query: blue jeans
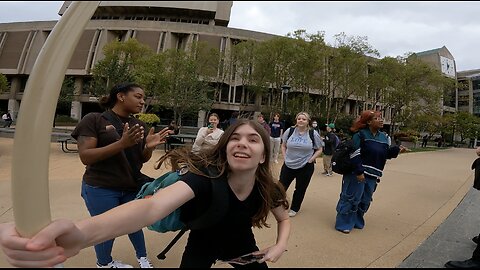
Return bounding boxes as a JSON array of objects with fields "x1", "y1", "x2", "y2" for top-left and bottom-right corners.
[
  {"x1": 335, "y1": 174, "x2": 378, "y2": 231},
  {"x1": 81, "y1": 182, "x2": 147, "y2": 265}
]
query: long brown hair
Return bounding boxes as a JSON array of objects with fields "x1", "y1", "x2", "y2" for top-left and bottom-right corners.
[
  {"x1": 350, "y1": 110, "x2": 381, "y2": 132},
  {"x1": 155, "y1": 119, "x2": 289, "y2": 228}
]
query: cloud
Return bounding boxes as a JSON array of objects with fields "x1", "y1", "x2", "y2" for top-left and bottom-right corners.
[{"x1": 0, "y1": 1, "x2": 477, "y2": 71}]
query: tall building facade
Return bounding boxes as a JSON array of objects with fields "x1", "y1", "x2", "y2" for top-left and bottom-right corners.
[
  {"x1": 0, "y1": 1, "x2": 278, "y2": 125},
  {"x1": 413, "y1": 46, "x2": 458, "y2": 114}
]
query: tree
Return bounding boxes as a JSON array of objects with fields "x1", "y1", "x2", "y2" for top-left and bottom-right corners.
[
  {"x1": 379, "y1": 54, "x2": 447, "y2": 134},
  {"x1": 0, "y1": 73, "x2": 8, "y2": 93},
  {"x1": 252, "y1": 36, "x2": 298, "y2": 116},
  {"x1": 53, "y1": 76, "x2": 75, "y2": 127},
  {"x1": 90, "y1": 38, "x2": 154, "y2": 97},
  {"x1": 139, "y1": 46, "x2": 213, "y2": 125},
  {"x1": 325, "y1": 32, "x2": 379, "y2": 121},
  {"x1": 450, "y1": 111, "x2": 480, "y2": 143}
]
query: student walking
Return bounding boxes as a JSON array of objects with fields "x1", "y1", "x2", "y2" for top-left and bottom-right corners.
[
  {"x1": 280, "y1": 112, "x2": 324, "y2": 217},
  {"x1": 0, "y1": 119, "x2": 291, "y2": 268},
  {"x1": 335, "y1": 110, "x2": 407, "y2": 234},
  {"x1": 322, "y1": 123, "x2": 338, "y2": 177},
  {"x1": 269, "y1": 113, "x2": 284, "y2": 164}
]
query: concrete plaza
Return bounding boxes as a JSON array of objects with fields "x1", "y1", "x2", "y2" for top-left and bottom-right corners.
[{"x1": 0, "y1": 135, "x2": 477, "y2": 268}]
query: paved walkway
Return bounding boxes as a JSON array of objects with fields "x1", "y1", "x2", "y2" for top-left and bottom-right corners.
[{"x1": 0, "y1": 134, "x2": 476, "y2": 268}]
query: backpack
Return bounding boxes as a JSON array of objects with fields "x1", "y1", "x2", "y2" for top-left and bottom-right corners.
[
  {"x1": 286, "y1": 127, "x2": 316, "y2": 149},
  {"x1": 331, "y1": 132, "x2": 364, "y2": 175},
  {"x1": 136, "y1": 166, "x2": 229, "y2": 260}
]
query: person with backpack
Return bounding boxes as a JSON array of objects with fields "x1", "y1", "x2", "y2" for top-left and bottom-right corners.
[
  {"x1": 0, "y1": 119, "x2": 291, "y2": 268},
  {"x1": 334, "y1": 110, "x2": 407, "y2": 234},
  {"x1": 322, "y1": 123, "x2": 339, "y2": 177},
  {"x1": 42, "y1": 83, "x2": 171, "y2": 268},
  {"x1": 280, "y1": 112, "x2": 324, "y2": 217}
]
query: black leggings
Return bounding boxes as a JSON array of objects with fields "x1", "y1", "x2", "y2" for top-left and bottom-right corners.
[{"x1": 279, "y1": 162, "x2": 315, "y2": 212}]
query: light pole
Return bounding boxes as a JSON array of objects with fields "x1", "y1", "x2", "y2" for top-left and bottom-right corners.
[
  {"x1": 281, "y1": 85, "x2": 291, "y2": 117},
  {"x1": 281, "y1": 85, "x2": 291, "y2": 129}
]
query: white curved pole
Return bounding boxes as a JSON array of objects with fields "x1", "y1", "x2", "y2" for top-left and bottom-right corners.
[{"x1": 12, "y1": 1, "x2": 100, "y2": 238}]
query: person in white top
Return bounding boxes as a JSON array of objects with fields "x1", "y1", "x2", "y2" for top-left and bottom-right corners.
[{"x1": 192, "y1": 113, "x2": 224, "y2": 154}]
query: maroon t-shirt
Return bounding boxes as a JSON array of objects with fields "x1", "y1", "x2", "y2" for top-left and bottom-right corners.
[{"x1": 71, "y1": 112, "x2": 148, "y2": 191}]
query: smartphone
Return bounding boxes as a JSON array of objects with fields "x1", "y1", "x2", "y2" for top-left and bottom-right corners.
[
  {"x1": 239, "y1": 254, "x2": 264, "y2": 261},
  {"x1": 207, "y1": 123, "x2": 213, "y2": 128}
]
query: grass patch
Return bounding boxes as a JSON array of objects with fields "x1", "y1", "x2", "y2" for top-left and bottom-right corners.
[{"x1": 406, "y1": 147, "x2": 450, "y2": 153}]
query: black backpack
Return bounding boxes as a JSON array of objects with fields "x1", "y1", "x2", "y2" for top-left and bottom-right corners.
[
  {"x1": 331, "y1": 132, "x2": 364, "y2": 175},
  {"x1": 286, "y1": 127, "x2": 317, "y2": 149}
]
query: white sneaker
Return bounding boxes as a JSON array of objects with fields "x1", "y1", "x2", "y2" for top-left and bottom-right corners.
[
  {"x1": 137, "y1": 257, "x2": 154, "y2": 268},
  {"x1": 97, "y1": 260, "x2": 134, "y2": 268},
  {"x1": 288, "y1": 210, "x2": 297, "y2": 217}
]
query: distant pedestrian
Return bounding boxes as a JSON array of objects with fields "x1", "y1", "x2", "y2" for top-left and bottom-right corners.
[
  {"x1": 166, "y1": 120, "x2": 183, "y2": 150},
  {"x1": 444, "y1": 147, "x2": 480, "y2": 268},
  {"x1": 334, "y1": 110, "x2": 408, "y2": 234},
  {"x1": 269, "y1": 113, "x2": 284, "y2": 164},
  {"x1": 437, "y1": 136, "x2": 444, "y2": 147},
  {"x1": 2, "y1": 111, "x2": 12, "y2": 128},
  {"x1": 192, "y1": 113, "x2": 224, "y2": 154},
  {"x1": 422, "y1": 135, "x2": 428, "y2": 148},
  {"x1": 257, "y1": 113, "x2": 271, "y2": 136},
  {"x1": 322, "y1": 123, "x2": 338, "y2": 177}
]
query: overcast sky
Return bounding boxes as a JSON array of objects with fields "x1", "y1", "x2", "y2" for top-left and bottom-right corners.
[{"x1": 0, "y1": 1, "x2": 478, "y2": 71}]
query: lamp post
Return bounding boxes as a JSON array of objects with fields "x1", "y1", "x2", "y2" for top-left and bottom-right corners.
[
  {"x1": 281, "y1": 85, "x2": 291, "y2": 129},
  {"x1": 281, "y1": 85, "x2": 291, "y2": 117}
]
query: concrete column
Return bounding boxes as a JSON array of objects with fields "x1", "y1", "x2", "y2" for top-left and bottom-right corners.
[
  {"x1": 8, "y1": 77, "x2": 21, "y2": 121},
  {"x1": 197, "y1": 110, "x2": 206, "y2": 128},
  {"x1": 70, "y1": 77, "x2": 83, "y2": 121}
]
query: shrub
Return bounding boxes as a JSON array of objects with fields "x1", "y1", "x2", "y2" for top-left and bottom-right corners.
[{"x1": 136, "y1": 113, "x2": 160, "y2": 125}]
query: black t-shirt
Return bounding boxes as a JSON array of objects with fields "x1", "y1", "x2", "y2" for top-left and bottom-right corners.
[
  {"x1": 71, "y1": 112, "x2": 147, "y2": 191},
  {"x1": 269, "y1": 121, "x2": 284, "y2": 138},
  {"x1": 180, "y1": 172, "x2": 262, "y2": 259}
]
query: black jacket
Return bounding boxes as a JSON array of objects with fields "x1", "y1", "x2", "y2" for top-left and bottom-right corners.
[{"x1": 472, "y1": 157, "x2": 480, "y2": 190}]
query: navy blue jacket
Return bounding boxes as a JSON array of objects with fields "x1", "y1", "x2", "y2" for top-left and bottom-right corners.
[{"x1": 350, "y1": 128, "x2": 400, "y2": 178}]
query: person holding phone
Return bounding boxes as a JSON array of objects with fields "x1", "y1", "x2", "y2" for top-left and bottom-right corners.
[{"x1": 192, "y1": 113, "x2": 224, "y2": 154}]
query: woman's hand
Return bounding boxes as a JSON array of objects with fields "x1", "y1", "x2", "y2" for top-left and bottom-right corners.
[
  {"x1": 255, "y1": 244, "x2": 287, "y2": 264},
  {"x1": 119, "y1": 123, "x2": 144, "y2": 148},
  {"x1": 0, "y1": 220, "x2": 85, "y2": 268},
  {"x1": 145, "y1": 127, "x2": 173, "y2": 150}
]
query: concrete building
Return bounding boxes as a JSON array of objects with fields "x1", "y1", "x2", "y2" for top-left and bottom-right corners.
[
  {"x1": 0, "y1": 1, "x2": 279, "y2": 125},
  {"x1": 457, "y1": 69, "x2": 480, "y2": 116},
  {"x1": 413, "y1": 46, "x2": 458, "y2": 114},
  {"x1": 0, "y1": 1, "x2": 465, "y2": 128}
]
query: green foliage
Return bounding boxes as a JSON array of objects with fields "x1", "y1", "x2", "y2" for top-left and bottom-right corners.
[
  {"x1": 0, "y1": 73, "x2": 8, "y2": 93},
  {"x1": 393, "y1": 130, "x2": 420, "y2": 142},
  {"x1": 91, "y1": 38, "x2": 154, "y2": 96},
  {"x1": 54, "y1": 115, "x2": 78, "y2": 124},
  {"x1": 136, "y1": 113, "x2": 160, "y2": 125}
]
